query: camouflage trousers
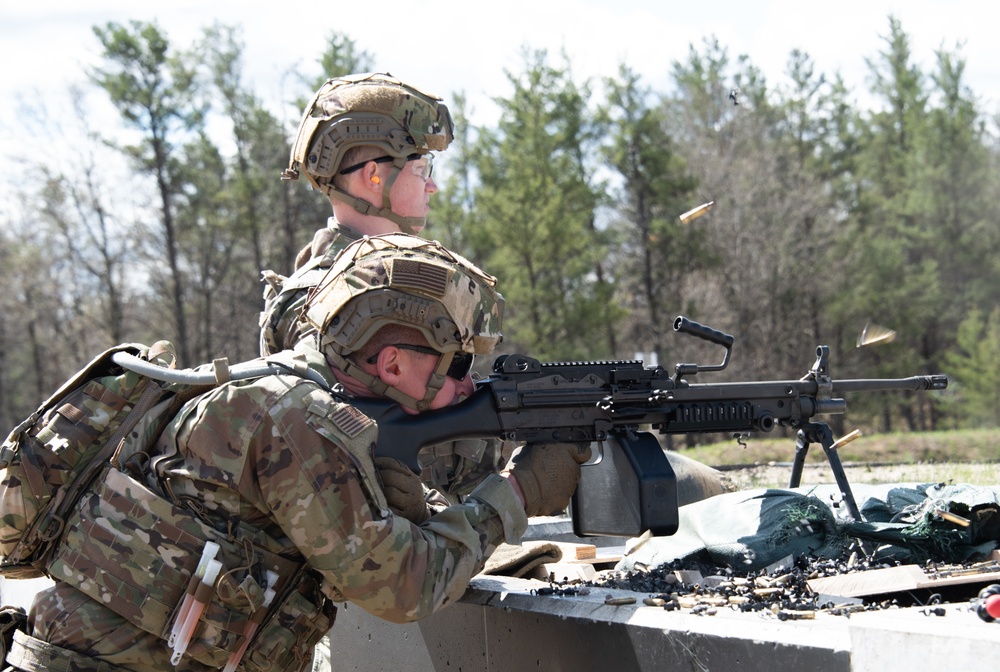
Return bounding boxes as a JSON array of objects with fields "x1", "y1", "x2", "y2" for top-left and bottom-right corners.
[{"x1": 2, "y1": 629, "x2": 332, "y2": 672}]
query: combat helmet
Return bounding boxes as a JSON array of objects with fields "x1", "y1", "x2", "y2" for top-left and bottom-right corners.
[
  {"x1": 282, "y1": 72, "x2": 454, "y2": 234},
  {"x1": 304, "y1": 234, "x2": 503, "y2": 411}
]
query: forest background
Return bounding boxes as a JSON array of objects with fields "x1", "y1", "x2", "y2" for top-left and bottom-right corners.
[{"x1": 2, "y1": 15, "x2": 999, "y2": 446}]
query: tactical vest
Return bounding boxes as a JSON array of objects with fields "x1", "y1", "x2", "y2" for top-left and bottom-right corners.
[
  {"x1": 43, "y1": 360, "x2": 386, "y2": 671},
  {"x1": 259, "y1": 223, "x2": 358, "y2": 356}
]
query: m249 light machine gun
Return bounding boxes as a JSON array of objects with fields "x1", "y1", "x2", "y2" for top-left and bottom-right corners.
[{"x1": 356, "y1": 317, "x2": 948, "y2": 538}]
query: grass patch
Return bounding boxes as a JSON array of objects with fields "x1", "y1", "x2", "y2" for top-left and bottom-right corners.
[
  {"x1": 727, "y1": 461, "x2": 1000, "y2": 491},
  {"x1": 677, "y1": 427, "x2": 1000, "y2": 468}
]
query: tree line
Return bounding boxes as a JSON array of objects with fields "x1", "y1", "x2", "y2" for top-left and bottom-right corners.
[{"x1": 2, "y1": 16, "x2": 998, "y2": 441}]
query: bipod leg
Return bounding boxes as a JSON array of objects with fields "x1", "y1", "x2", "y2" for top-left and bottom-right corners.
[
  {"x1": 789, "y1": 429, "x2": 809, "y2": 488},
  {"x1": 808, "y1": 423, "x2": 863, "y2": 522}
]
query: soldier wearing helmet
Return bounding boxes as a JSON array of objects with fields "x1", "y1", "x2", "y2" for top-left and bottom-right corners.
[
  {"x1": 261, "y1": 73, "x2": 504, "y2": 505},
  {"x1": 266, "y1": 72, "x2": 453, "y2": 355},
  {"x1": 11, "y1": 234, "x2": 589, "y2": 672},
  {"x1": 282, "y1": 71, "x2": 452, "y2": 238},
  {"x1": 303, "y1": 235, "x2": 502, "y2": 413}
]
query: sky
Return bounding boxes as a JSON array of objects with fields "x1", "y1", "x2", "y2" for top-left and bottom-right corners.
[{"x1": 3, "y1": 0, "x2": 1000, "y2": 184}]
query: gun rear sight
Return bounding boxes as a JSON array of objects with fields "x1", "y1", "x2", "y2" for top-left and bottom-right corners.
[{"x1": 672, "y1": 316, "x2": 734, "y2": 380}]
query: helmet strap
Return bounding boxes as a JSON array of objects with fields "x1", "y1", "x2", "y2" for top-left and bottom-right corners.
[
  {"x1": 323, "y1": 345, "x2": 454, "y2": 413},
  {"x1": 418, "y1": 351, "x2": 454, "y2": 411},
  {"x1": 320, "y1": 159, "x2": 426, "y2": 236}
]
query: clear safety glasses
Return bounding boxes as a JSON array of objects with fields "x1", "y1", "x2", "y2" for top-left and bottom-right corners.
[{"x1": 339, "y1": 153, "x2": 433, "y2": 181}]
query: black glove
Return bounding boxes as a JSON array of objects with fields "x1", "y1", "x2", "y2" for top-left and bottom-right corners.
[
  {"x1": 375, "y1": 457, "x2": 431, "y2": 524},
  {"x1": 506, "y1": 443, "x2": 592, "y2": 517}
]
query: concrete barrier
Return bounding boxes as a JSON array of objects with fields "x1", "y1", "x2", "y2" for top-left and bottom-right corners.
[
  {"x1": 5, "y1": 569, "x2": 1000, "y2": 670},
  {"x1": 325, "y1": 574, "x2": 1000, "y2": 671},
  {"x1": 328, "y1": 575, "x2": 854, "y2": 671}
]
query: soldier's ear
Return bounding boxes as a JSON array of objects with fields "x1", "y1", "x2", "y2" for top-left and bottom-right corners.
[
  {"x1": 374, "y1": 347, "x2": 404, "y2": 384},
  {"x1": 364, "y1": 163, "x2": 382, "y2": 191}
]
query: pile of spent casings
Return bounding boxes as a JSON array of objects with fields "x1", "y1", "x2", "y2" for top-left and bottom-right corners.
[{"x1": 581, "y1": 554, "x2": 911, "y2": 619}]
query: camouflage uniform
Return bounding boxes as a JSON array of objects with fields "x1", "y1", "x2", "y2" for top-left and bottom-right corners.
[
  {"x1": 260, "y1": 219, "x2": 504, "y2": 503},
  {"x1": 263, "y1": 73, "x2": 504, "y2": 505},
  {"x1": 259, "y1": 218, "x2": 363, "y2": 359},
  {"x1": 14, "y1": 345, "x2": 526, "y2": 672}
]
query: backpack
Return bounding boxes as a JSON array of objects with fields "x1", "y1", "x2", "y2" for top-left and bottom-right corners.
[{"x1": 0, "y1": 341, "x2": 211, "y2": 579}]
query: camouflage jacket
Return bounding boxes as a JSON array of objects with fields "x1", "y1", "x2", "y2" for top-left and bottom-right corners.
[
  {"x1": 259, "y1": 219, "x2": 505, "y2": 502},
  {"x1": 259, "y1": 218, "x2": 363, "y2": 359},
  {"x1": 25, "y1": 345, "x2": 526, "y2": 672}
]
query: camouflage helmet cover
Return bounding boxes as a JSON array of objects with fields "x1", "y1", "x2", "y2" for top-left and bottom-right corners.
[
  {"x1": 304, "y1": 234, "x2": 504, "y2": 361},
  {"x1": 285, "y1": 72, "x2": 454, "y2": 187}
]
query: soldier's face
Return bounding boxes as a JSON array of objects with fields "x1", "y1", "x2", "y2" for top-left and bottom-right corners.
[
  {"x1": 396, "y1": 349, "x2": 475, "y2": 412},
  {"x1": 386, "y1": 155, "x2": 437, "y2": 231}
]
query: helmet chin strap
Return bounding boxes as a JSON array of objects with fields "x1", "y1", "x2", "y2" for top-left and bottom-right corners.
[
  {"x1": 325, "y1": 346, "x2": 454, "y2": 413},
  {"x1": 375, "y1": 158, "x2": 424, "y2": 236},
  {"x1": 321, "y1": 159, "x2": 426, "y2": 235},
  {"x1": 415, "y1": 352, "x2": 453, "y2": 411}
]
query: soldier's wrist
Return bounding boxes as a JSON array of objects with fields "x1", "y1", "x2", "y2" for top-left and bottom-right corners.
[
  {"x1": 501, "y1": 471, "x2": 526, "y2": 509},
  {"x1": 469, "y1": 474, "x2": 528, "y2": 542}
]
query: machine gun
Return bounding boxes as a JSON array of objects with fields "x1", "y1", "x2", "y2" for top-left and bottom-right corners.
[{"x1": 355, "y1": 317, "x2": 948, "y2": 538}]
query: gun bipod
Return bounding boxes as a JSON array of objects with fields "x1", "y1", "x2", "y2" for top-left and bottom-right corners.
[{"x1": 789, "y1": 422, "x2": 863, "y2": 522}]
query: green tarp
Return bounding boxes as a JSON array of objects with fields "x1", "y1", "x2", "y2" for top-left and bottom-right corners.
[{"x1": 618, "y1": 482, "x2": 1000, "y2": 573}]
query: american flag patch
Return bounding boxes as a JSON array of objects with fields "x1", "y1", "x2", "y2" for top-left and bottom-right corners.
[
  {"x1": 391, "y1": 258, "x2": 449, "y2": 296},
  {"x1": 329, "y1": 406, "x2": 374, "y2": 438}
]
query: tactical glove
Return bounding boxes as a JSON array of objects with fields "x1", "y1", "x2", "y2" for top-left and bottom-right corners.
[
  {"x1": 375, "y1": 457, "x2": 431, "y2": 524},
  {"x1": 505, "y1": 443, "x2": 592, "y2": 517}
]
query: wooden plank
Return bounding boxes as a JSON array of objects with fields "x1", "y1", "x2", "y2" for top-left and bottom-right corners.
[
  {"x1": 543, "y1": 542, "x2": 623, "y2": 565},
  {"x1": 548, "y1": 542, "x2": 597, "y2": 560},
  {"x1": 807, "y1": 565, "x2": 927, "y2": 598},
  {"x1": 807, "y1": 561, "x2": 1000, "y2": 598},
  {"x1": 914, "y1": 569, "x2": 1000, "y2": 590}
]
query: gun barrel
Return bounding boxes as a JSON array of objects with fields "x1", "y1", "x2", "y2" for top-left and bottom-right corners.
[{"x1": 833, "y1": 374, "x2": 948, "y2": 393}]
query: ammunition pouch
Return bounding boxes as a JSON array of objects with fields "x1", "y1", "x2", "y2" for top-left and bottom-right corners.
[
  {"x1": 46, "y1": 466, "x2": 335, "y2": 671},
  {"x1": 0, "y1": 605, "x2": 26, "y2": 666}
]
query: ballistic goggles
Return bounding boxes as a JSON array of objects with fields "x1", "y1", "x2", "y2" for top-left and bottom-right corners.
[{"x1": 367, "y1": 343, "x2": 474, "y2": 381}]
